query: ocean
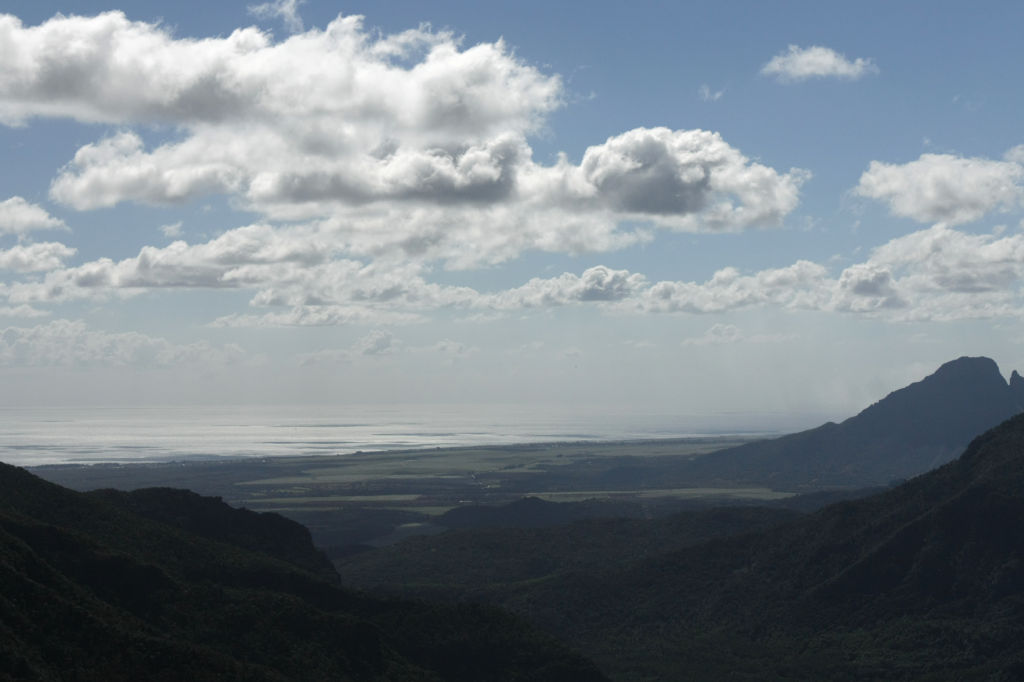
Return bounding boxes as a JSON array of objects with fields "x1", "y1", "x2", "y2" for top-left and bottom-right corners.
[{"x1": 0, "y1": 404, "x2": 812, "y2": 467}]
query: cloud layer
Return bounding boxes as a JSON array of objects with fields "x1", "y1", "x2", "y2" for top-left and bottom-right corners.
[
  {"x1": 4, "y1": 213, "x2": 1021, "y2": 326},
  {"x1": 0, "y1": 319, "x2": 246, "y2": 367}
]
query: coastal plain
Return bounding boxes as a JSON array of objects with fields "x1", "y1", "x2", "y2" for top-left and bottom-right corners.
[{"x1": 33, "y1": 435, "x2": 775, "y2": 546}]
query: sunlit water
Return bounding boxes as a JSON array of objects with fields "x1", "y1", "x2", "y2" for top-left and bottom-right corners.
[{"x1": 0, "y1": 404, "x2": 818, "y2": 467}]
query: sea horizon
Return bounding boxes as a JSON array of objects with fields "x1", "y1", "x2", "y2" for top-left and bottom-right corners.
[{"x1": 0, "y1": 403, "x2": 829, "y2": 468}]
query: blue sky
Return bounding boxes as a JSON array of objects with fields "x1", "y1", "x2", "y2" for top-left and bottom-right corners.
[{"x1": 1, "y1": 1, "x2": 1024, "y2": 421}]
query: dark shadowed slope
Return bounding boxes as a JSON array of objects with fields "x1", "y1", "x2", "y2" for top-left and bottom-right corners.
[
  {"x1": 437, "y1": 496, "x2": 647, "y2": 530},
  {"x1": 684, "y1": 355, "x2": 1024, "y2": 488},
  {"x1": 340, "y1": 412, "x2": 1024, "y2": 680},
  {"x1": 0, "y1": 463, "x2": 607, "y2": 682},
  {"x1": 88, "y1": 487, "x2": 339, "y2": 580},
  {"x1": 339, "y1": 505, "x2": 801, "y2": 601},
  {"x1": 514, "y1": 412, "x2": 1024, "y2": 679}
]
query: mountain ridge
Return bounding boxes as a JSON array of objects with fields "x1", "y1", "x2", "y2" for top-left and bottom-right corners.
[
  {"x1": 682, "y1": 355, "x2": 1024, "y2": 488},
  {"x1": 0, "y1": 461, "x2": 608, "y2": 681},
  {"x1": 341, "y1": 411, "x2": 1024, "y2": 680}
]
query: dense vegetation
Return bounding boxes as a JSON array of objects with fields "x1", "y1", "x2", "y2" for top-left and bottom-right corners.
[
  {"x1": 338, "y1": 505, "x2": 801, "y2": 600},
  {"x1": 340, "y1": 413, "x2": 1024, "y2": 680},
  {"x1": 0, "y1": 464, "x2": 606, "y2": 681}
]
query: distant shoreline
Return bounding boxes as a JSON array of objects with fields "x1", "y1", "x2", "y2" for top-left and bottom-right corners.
[
  {"x1": 25, "y1": 433, "x2": 774, "y2": 471},
  {"x1": 0, "y1": 403, "x2": 819, "y2": 468}
]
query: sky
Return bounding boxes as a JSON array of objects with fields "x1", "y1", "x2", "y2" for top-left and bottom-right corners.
[{"x1": 1, "y1": 1, "x2": 1024, "y2": 421}]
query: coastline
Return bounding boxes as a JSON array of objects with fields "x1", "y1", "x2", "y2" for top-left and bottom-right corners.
[{"x1": 1, "y1": 402, "x2": 806, "y2": 468}]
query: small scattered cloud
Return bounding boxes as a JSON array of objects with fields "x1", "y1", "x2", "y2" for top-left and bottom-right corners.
[
  {"x1": 952, "y1": 93, "x2": 984, "y2": 112},
  {"x1": 0, "y1": 197, "x2": 66, "y2": 235},
  {"x1": 855, "y1": 149, "x2": 1023, "y2": 225},
  {"x1": 0, "y1": 242, "x2": 75, "y2": 272},
  {"x1": 681, "y1": 323, "x2": 792, "y2": 346},
  {"x1": 762, "y1": 45, "x2": 878, "y2": 82},
  {"x1": 160, "y1": 221, "x2": 183, "y2": 238},
  {"x1": 422, "y1": 338, "x2": 478, "y2": 365},
  {"x1": 1005, "y1": 145, "x2": 1024, "y2": 164},
  {"x1": 298, "y1": 333, "x2": 476, "y2": 366},
  {"x1": 248, "y1": 0, "x2": 306, "y2": 33},
  {"x1": 698, "y1": 84, "x2": 724, "y2": 102},
  {"x1": 429, "y1": 338, "x2": 476, "y2": 357},
  {"x1": 491, "y1": 265, "x2": 648, "y2": 308},
  {"x1": 681, "y1": 323, "x2": 742, "y2": 346},
  {"x1": 355, "y1": 329, "x2": 395, "y2": 356}
]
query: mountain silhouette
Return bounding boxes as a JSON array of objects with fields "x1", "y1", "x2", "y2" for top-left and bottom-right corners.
[{"x1": 684, "y1": 355, "x2": 1024, "y2": 488}]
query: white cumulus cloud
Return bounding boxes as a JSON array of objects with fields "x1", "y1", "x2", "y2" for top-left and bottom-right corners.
[
  {"x1": 0, "y1": 12, "x2": 804, "y2": 269},
  {"x1": 856, "y1": 151, "x2": 1024, "y2": 225},
  {"x1": 0, "y1": 242, "x2": 75, "y2": 272},
  {"x1": 638, "y1": 261, "x2": 830, "y2": 314},
  {"x1": 248, "y1": 0, "x2": 306, "y2": 33},
  {"x1": 825, "y1": 224, "x2": 1024, "y2": 320},
  {"x1": 563, "y1": 127, "x2": 808, "y2": 231},
  {"x1": 762, "y1": 45, "x2": 878, "y2": 82},
  {"x1": 490, "y1": 265, "x2": 649, "y2": 308},
  {"x1": 0, "y1": 197, "x2": 66, "y2": 234}
]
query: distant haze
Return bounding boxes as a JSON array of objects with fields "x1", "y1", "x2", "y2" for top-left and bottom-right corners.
[{"x1": 0, "y1": 404, "x2": 827, "y2": 467}]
